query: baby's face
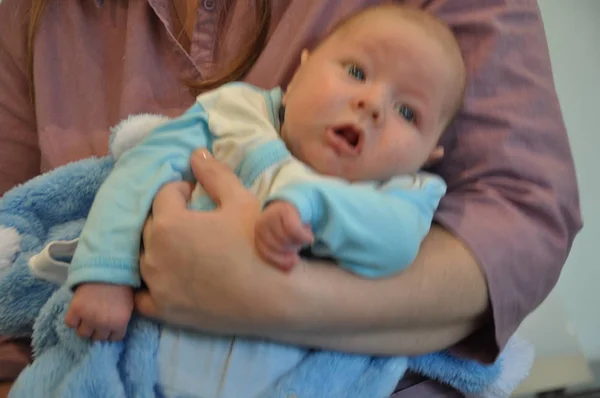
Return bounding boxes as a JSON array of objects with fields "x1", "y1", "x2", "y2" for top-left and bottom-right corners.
[{"x1": 281, "y1": 11, "x2": 462, "y2": 181}]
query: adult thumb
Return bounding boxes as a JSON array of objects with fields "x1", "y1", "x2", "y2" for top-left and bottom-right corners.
[{"x1": 190, "y1": 148, "x2": 253, "y2": 207}]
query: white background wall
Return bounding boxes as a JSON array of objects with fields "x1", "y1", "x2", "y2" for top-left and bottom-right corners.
[{"x1": 520, "y1": 0, "x2": 600, "y2": 363}]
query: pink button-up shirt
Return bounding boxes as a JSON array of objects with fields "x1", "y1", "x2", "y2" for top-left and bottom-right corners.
[{"x1": 0, "y1": 0, "x2": 582, "y2": 396}]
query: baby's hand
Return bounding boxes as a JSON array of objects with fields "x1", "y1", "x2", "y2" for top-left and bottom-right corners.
[
  {"x1": 65, "y1": 283, "x2": 134, "y2": 341},
  {"x1": 255, "y1": 201, "x2": 314, "y2": 271}
]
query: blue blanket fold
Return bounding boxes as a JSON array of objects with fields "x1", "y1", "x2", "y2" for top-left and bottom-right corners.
[
  {"x1": 10, "y1": 286, "x2": 159, "y2": 398},
  {"x1": 0, "y1": 157, "x2": 112, "y2": 338},
  {"x1": 0, "y1": 116, "x2": 534, "y2": 398}
]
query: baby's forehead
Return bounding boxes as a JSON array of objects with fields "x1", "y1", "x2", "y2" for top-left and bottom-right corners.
[
  {"x1": 335, "y1": 8, "x2": 464, "y2": 92},
  {"x1": 330, "y1": 6, "x2": 453, "y2": 50},
  {"x1": 334, "y1": 7, "x2": 425, "y2": 32},
  {"x1": 331, "y1": 18, "x2": 450, "y2": 68}
]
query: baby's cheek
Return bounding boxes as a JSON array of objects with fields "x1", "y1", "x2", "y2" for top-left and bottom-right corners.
[{"x1": 379, "y1": 146, "x2": 416, "y2": 176}]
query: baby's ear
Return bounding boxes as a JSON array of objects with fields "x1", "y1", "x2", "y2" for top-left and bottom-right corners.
[
  {"x1": 284, "y1": 49, "x2": 310, "y2": 105},
  {"x1": 300, "y1": 49, "x2": 310, "y2": 64},
  {"x1": 424, "y1": 146, "x2": 444, "y2": 168}
]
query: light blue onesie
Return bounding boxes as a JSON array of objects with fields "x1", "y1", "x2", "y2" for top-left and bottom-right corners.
[{"x1": 67, "y1": 82, "x2": 447, "y2": 398}]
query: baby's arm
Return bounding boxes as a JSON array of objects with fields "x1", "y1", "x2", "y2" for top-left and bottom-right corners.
[
  {"x1": 262, "y1": 174, "x2": 446, "y2": 278},
  {"x1": 65, "y1": 107, "x2": 211, "y2": 340},
  {"x1": 66, "y1": 84, "x2": 285, "y2": 340}
]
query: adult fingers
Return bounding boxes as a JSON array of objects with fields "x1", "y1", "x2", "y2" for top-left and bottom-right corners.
[
  {"x1": 151, "y1": 180, "x2": 195, "y2": 219},
  {"x1": 141, "y1": 215, "x2": 153, "y2": 252},
  {"x1": 134, "y1": 291, "x2": 161, "y2": 320},
  {"x1": 144, "y1": 180, "x2": 194, "y2": 248},
  {"x1": 190, "y1": 149, "x2": 253, "y2": 208}
]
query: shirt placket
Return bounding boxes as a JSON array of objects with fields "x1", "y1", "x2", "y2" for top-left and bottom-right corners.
[
  {"x1": 146, "y1": 0, "x2": 218, "y2": 90},
  {"x1": 190, "y1": 0, "x2": 219, "y2": 78}
]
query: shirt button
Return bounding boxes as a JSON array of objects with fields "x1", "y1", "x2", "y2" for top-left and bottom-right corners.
[{"x1": 203, "y1": 0, "x2": 215, "y2": 11}]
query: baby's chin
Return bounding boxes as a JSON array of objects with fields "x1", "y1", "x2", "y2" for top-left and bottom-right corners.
[
  {"x1": 301, "y1": 157, "x2": 343, "y2": 179},
  {"x1": 315, "y1": 164, "x2": 407, "y2": 182},
  {"x1": 305, "y1": 159, "x2": 365, "y2": 182},
  {"x1": 295, "y1": 145, "x2": 390, "y2": 181}
]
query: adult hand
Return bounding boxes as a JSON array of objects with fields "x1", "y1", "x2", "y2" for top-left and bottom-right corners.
[
  {"x1": 135, "y1": 149, "x2": 295, "y2": 334},
  {"x1": 134, "y1": 149, "x2": 488, "y2": 356}
]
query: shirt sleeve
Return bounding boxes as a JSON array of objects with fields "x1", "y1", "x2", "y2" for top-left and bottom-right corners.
[
  {"x1": 203, "y1": 83, "x2": 282, "y2": 173},
  {"x1": 67, "y1": 105, "x2": 212, "y2": 288},
  {"x1": 268, "y1": 174, "x2": 446, "y2": 278},
  {"x1": 68, "y1": 84, "x2": 280, "y2": 288},
  {"x1": 0, "y1": 0, "x2": 41, "y2": 196},
  {"x1": 430, "y1": 1, "x2": 582, "y2": 360}
]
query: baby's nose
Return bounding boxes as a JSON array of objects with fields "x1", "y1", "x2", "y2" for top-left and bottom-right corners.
[{"x1": 356, "y1": 99, "x2": 381, "y2": 121}]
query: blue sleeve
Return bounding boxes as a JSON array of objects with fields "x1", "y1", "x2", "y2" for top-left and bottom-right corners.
[
  {"x1": 67, "y1": 103, "x2": 211, "y2": 288},
  {"x1": 268, "y1": 176, "x2": 446, "y2": 278}
]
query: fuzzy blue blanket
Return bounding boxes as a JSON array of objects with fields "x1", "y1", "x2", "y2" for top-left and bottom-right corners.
[{"x1": 0, "y1": 115, "x2": 534, "y2": 398}]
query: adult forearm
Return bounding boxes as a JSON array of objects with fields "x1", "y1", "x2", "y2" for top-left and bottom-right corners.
[
  {"x1": 262, "y1": 319, "x2": 480, "y2": 356},
  {"x1": 278, "y1": 225, "x2": 490, "y2": 336}
]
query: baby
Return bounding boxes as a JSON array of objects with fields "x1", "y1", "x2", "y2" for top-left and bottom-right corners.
[
  {"x1": 255, "y1": 5, "x2": 465, "y2": 271},
  {"x1": 63, "y1": 4, "x2": 465, "y2": 396}
]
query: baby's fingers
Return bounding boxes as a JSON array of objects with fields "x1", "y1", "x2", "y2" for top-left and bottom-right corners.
[
  {"x1": 64, "y1": 309, "x2": 81, "y2": 329},
  {"x1": 256, "y1": 238, "x2": 295, "y2": 271},
  {"x1": 76, "y1": 322, "x2": 95, "y2": 339},
  {"x1": 91, "y1": 328, "x2": 113, "y2": 341},
  {"x1": 292, "y1": 224, "x2": 314, "y2": 246},
  {"x1": 281, "y1": 215, "x2": 313, "y2": 246}
]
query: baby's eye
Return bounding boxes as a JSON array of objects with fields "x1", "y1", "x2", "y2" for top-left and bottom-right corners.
[
  {"x1": 395, "y1": 104, "x2": 416, "y2": 123},
  {"x1": 345, "y1": 64, "x2": 366, "y2": 81}
]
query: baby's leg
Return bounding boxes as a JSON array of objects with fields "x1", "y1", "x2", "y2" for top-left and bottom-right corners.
[{"x1": 65, "y1": 283, "x2": 134, "y2": 341}]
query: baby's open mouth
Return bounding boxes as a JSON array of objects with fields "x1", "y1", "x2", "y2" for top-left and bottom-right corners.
[
  {"x1": 327, "y1": 124, "x2": 363, "y2": 156},
  {"x1": 334, "y1": 125, "x2": 361, "y2": 148}
]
